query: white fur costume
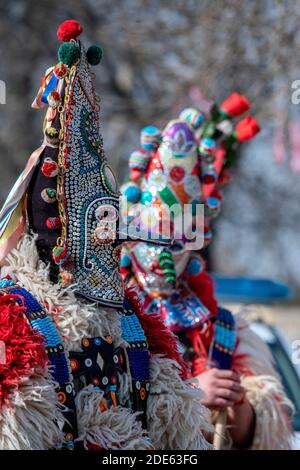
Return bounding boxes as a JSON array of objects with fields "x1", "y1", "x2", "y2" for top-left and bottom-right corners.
[
  {"x1": 0, "y1": 234, "x2": 213, "y2": 450},
  {"x1": 218, "y1": 313, "x2": 294, "y2": 450}
]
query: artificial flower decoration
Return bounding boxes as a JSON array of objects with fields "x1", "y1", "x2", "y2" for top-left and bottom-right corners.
[
  {"x1": 221, "y1": 92, "x2": 250, "y2": 118},
  {"x1": 235, "y1": 115, "x2": 261, "y2": 141}
]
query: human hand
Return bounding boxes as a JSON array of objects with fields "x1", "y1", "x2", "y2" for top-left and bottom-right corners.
[{"x1": 196, "y1": 368, "x2": 245, "y2": 410}]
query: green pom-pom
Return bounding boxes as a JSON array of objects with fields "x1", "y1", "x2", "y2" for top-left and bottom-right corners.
[
  {"x1": 86, "y1": 45, "x2": 103, "y2": 65},
  {"x1": 58, "y1": 42, "x2": 80, "y2": 67}
]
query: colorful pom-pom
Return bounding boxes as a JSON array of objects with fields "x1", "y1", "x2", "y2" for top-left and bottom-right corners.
[
  {"x1": 46, "y1": 217, "x2": 61, "y2": 230},
  {"x1": 41, "y1": 188, "x2": 57, "y2": 204},
  {"x1": 199, "y1": 138, "x2": 216, "y2": 163},
  {"x1": 42, "y1": 158, "x2": 59, "y2": 177},
  {"x1": 47, "y1": 90, "x2": 61, "y2": 109},
  {"x1": 58, "y1": 42, "x2": 80, "y2": 67},
  {"x1": 86, "y1": 45, "x2": 103, "y2": 65},
  {"x1": 57, "y1": 20, "x2": 83, "y2": 42},
  {"x1": 52, "y1": 244, "x2": 68, "y2": 264},
  {"x1": 129, "y1": 148, "x2": 150, "y2": 172},
  {"x1": 58, "y1": 270, "x2": 74, "y2": 287},
  {"x1": 202, "y1": 164, "x2": 217, "y2": 184},
  {"x1": 140, "y1": 126, "x2": 161, "y2": 150},
  {"x1": 45, "y1": 127, "x2": 60, "y2": 145},
  {"x1": 205, "y1": 196, "x2": 221, "y2": 218},
  {"x1": 123, "y1": 183, "x2": 141, "y2": 204},
  {"x1": 179, "y1": 108, "x2": 204, "y2": 130},
  {"x1": 53, "y1": 62, "x2": 68, "y2": 79}
]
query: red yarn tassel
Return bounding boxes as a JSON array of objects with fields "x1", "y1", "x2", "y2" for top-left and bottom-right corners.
[{"x1": 0, "y1": 294, "x2": 48, "y2": 408}]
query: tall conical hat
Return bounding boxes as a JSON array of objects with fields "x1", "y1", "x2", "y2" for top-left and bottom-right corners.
[{"x1": 0, "y1": 20, "x2": 124, "y2": 306}]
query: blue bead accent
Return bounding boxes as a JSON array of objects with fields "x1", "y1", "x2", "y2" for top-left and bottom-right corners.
[
  {"x1": 127, "y1": 349, "x2": 150, "y2": 381},
  {"x1": 201, "y1": 137, "x2": 215, "y2": 149},
  {"x1": 211, "y1": 308, "x2": 237, "y2": 370},
  {"x1": 214, "y1": 324, "x2": 236, "y2": 350},
  {"x1": 187, "y1": 257, "x2": 203, "y2": 275},
  {"x1": 0, "y1": 279, "x2": 15, "y2": 287},
  {"x1": 121, "y1": 314, "x2": 146, "y2": 343},
  {"x1": 124, "y1": 184, "x2": 141, "y2": 204},
  {"x1": 49, "y1": 353, "x2": 70, "y2": 384},
  {"x1": 9, "y1": 286, "x2": 71, "y2": 385},
  {"x1": 120, "y1": 253, "x2": 132, "y2": 268},
  {"x1": 11, "y1": 287, "x2": 43, "y2": 313},
  {"x1": 31, "y1": 316, "x2": 62, "y2": 347},
  {"x1": 206, "y1": 196, "x2": 220, "y2": 209}
]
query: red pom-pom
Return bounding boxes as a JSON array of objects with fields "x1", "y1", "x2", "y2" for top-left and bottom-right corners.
[
  {"x1": 0, "y1": 294, "x2": 48, "y2": 408},
  {"x1": 42, "y1": 158, "x2": 59, "y2": 178},
  {"x1": 57, "y1": 20, "x2": 83, "y2": 42},
  {"x1": 221, "y1": 92, "x2": 250, "y2": 118},
  {"x1": 46, "y1": 217, "x2": 61, "y2": 230},
  {"x1": 235, "y1": 115, "x2": 260, "y2": 141}
]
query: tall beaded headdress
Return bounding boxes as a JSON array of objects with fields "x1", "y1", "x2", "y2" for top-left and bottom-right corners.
[{"x1": 0, "y1": 20, "x2": 124, "y2": 306}]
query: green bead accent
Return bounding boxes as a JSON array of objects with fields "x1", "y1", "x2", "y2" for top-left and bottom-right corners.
[
  {"x1": 159, "y1": 260, "x2": 173, "y2": 268},
  {"x1": 165, "y1": 276, "x2": 176, "y2": 285},
  {"x1": 162, "y1": 268, "x2": 176, "y2": 276},
  {"x1": 58, "y1": 43, "x2": 80, "y2": 67},
  {"x1": 159, "y1": 187, "x2": 178, "y2": 208},
  {"x1": 47, "y1": 188, "x2": 57, "y2": 198}
]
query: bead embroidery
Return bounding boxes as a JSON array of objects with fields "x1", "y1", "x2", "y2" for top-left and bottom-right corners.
[{"x1": 53, "y1": 44, "x2": 124, "y2": 307}]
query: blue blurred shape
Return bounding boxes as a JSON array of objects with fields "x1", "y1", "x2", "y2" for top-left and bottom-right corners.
[{"x1": 212, "y1": 275, "x2": 293, "y2": 304}]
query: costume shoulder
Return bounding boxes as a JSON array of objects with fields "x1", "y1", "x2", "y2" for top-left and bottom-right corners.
[
  {"x1": 234, "y1": 311, "x2": 277, "y2": 376},
  {"x1": 234, "y1": 310, "x2": 294, "y2": 450}
]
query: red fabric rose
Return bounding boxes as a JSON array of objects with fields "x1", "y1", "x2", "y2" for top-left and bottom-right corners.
[
  {"x1": 235, "y1": 116, "x2": 260, "y2": 141},
  {"x1": 221, "y1": 92, "x2": 250, "y2": 117}
]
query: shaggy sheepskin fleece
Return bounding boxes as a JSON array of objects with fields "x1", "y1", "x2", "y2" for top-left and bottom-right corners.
[
  {"x1": 0, "y1": 234, "x2": 213, "y2": 450},
  {"x1": 234, "y1": 313, "x2": 294, "y2": 449}
]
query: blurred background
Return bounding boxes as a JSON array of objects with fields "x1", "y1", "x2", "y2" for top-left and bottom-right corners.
[{"x1": 0, "y1": 0, "x2": 300, "y2": 321}]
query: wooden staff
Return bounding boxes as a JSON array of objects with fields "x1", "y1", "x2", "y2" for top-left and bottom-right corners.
[{"x1": 213, "y1": 409, "x2": 228, "y2": 449}]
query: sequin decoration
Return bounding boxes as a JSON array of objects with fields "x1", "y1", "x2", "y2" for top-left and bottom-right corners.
[
  {"x1": 53, "y1": 44, "x2": 124, "y2": 307},
  {"x1": 121, "y1": 298, "x2": 150, "y2": 428}
]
